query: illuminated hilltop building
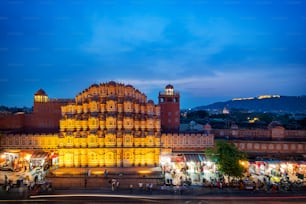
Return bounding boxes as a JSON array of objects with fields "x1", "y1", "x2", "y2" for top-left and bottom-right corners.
[{"x1": 57, "y1": 82, "x2": 161, "y2": 167}]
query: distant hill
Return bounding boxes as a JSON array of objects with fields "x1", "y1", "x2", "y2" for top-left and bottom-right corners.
[
  {"x1": 0, "y1": 105, "x2": 33, "y2": 114},
  {"x1": 194, "y1": 95, "x2": 306, "y2": 113}
]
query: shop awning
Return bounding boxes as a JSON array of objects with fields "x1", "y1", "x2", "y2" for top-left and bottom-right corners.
[
  {"x1": 184, "y1": 154, "x2": 205, "y2": 162},
  {"x1": 50, "y1": 154, "x2": 58, "y2": 159},
  {"x1": 31, "y1": 151, "x2": 49, "y2": 159},
  {"x1": 171, "y1": 155, "x2": 185, "y2": 162}
]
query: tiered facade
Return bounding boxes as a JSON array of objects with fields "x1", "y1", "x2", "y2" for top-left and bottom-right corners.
[{"x1": 57, "y1": 82, "x2": 161, "y2": 167}]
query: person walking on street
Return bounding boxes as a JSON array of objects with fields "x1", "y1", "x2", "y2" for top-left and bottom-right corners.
[
  {"x1": 149, "y1": 183, "x2": 153, "y2": 194},
  {"x1": 84, "y1": 178, "x2": 87, "y2": 188},
  {"x1": 116, "y1": 181, "x2": 120, "y2": 191},
  {"x1": 111, "y1": 182, "x2": 115, "y2": 192}
]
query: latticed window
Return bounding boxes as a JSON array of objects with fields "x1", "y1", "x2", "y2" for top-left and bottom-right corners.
[
  {"x1": 90, "y1": 153, "x2": 96, "y2": 161},
  {"x1": 107, "y1": 153, "x2": 113, "y2": 160},
  {"x1": 125, "y1": 136, "x2": 130, "y2": 143},
  {"x1": 89, "y1": 136, "x2": 96, "y2": 143},
  {"x1": 149, "y1": 137, "x2": 153, "y2": 144}
]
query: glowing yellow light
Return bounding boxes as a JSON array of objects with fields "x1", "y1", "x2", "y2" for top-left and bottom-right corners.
[
  {"x1": 249, "y1": 117, "x2": 259, "y2": 123},
  {"x1": 257, "y1": 95, "x2": 280, "y2": 99},
  {"x1": 52, "y1": 172, "x2": 64, "y2": 176},
  {"x1": 70, "y1": 171, "x2": 80, "y2": 175},
  {"x1": 138, "y1": 170, "x2": 151, "y2": 174},
  {"x1": 239, "y1": 160, "x2": 248, "y2": 167},
  {"x1": 25, "y1": 154, "x2": 31, "y2": 161},
  {"x1": 92, "y1": 171, "x2": 104, "y2": 175}
]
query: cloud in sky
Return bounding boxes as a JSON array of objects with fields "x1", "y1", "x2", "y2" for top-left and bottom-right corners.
[
  {"x1": 115, "y1": 63, "x2": 305, "y2": 108},
  {"x1": 82, "y1": 16, "x2": 168, "y2": 55},
  {"x1": 0, "y1": 0, "x2": 305, "y2": 108}
]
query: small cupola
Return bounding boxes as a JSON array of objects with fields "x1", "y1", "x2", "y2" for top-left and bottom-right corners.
[{"x1": 34, "y1": 89, "x2": 48, "y2": 102}]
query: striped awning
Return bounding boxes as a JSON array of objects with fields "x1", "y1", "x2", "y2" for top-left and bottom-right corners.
[
  {"x1": 31, "y1": 151, "x2": 49, "y2": 159},
  {"x1": 184, "y1": 154, "x2": 205, "y2": 162}
]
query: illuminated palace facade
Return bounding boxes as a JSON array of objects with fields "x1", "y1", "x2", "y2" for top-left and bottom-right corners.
[
  {"x1": 0, "y1": 82, "x2": 161, "y2": 168},
  {"x1": 1, "y1": 82, "x2": 306, "y2": 169},
  {"x1": 57, "y1": 82, "x2": 161, "y2": 167}
]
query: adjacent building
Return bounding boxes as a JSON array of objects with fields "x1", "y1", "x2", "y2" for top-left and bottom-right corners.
[{"x1": 0, "y1": 89, "x2": 73, "y2": 133}]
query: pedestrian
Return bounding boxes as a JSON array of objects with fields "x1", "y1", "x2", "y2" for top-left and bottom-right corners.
[
  {"x1": 27, "y1": 181, "x2": 31, "y2": 190},
  {"x1": 239, "y1": 181, "x2": 243, "y2": 190},
  {"x1": 149, "y1": 183, "x2": 153, "y2": 193},
  {"x1": 138, "y1": 182, "x2": 143, "y2": 191},
  {"x1": 84, "y1": 178, "x2": 87, "y2": 188},
  {"x1": 6, "y1": 183, "x2": 10, "y2": 192},
  {"x1": 146, "y1": 183, "x2": 149, "y2": 192},
  {"x1": 116, "y1": 181, "x2": 120, "y2": 191},
  {"x1": 111, "y1": 182, "x2": 115, "y2": 192},
  {"x1": 272, "y1": 184, "x2": 277, "y2": 193},
  {"x1": 4, "y1": 175, "x2": 8, "y2": 186},
  {"x1": 34, "y1": 175, "x2": 38, "y2": 184},
  {"x1": 129, "y1": 184, "x2": 133, "y2": 193}
]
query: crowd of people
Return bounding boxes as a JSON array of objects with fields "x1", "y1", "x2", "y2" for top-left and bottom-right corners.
[{"x1": 160, "y1": 159, "x2": 305, "y2": 193}]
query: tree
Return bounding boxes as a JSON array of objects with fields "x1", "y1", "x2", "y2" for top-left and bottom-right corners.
[{"x1": 206, "y1": 140, "x2": 247, "y2": 180}]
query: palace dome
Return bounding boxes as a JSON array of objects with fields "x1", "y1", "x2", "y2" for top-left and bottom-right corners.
[
  {"x1": 108, "y1": 81, "x2": 117, "y2": 86},
  {"x1": 165, "y1": 84, "x2": 173, "y2": 89},
  {"x1": 34, "y1": 89, "x2": 47, "y2": 96},
  {"x1": 125, "y1": 84, "x2": 134, "y2": 89},
  {"x1": 91, "y1": 83, "x2": 99, "y2": 87}
]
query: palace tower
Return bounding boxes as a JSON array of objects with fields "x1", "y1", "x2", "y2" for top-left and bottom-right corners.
[{"x1": 158, "y1": 84, "x2": 180, "y2": 132}]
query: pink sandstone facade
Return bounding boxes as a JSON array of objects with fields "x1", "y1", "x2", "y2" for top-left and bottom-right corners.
[{"x1": 0, "y1": 82, "x2": 305, "y2": 162}]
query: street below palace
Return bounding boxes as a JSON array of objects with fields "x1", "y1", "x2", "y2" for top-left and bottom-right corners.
[{"x1": 1, "y1": 184, "x2": 306, "y2": 204}]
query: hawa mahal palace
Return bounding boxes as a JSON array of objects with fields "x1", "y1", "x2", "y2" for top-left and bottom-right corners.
[{"x1": 0, "y1": 81, "x2": 305, "y2": 169}]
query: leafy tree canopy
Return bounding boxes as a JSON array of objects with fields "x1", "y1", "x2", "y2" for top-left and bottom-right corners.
[{"x1": 206, "y1": 140, "x2": 247, "y2": 178}]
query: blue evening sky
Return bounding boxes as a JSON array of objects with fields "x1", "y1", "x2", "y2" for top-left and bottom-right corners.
[{"x1": 0, "y1": 0, "x2": 305, "y2": 109}]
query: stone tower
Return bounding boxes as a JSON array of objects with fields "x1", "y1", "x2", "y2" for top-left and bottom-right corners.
[{"x1": 158, "y1": 84, "x2": 180, "y2": 132}]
